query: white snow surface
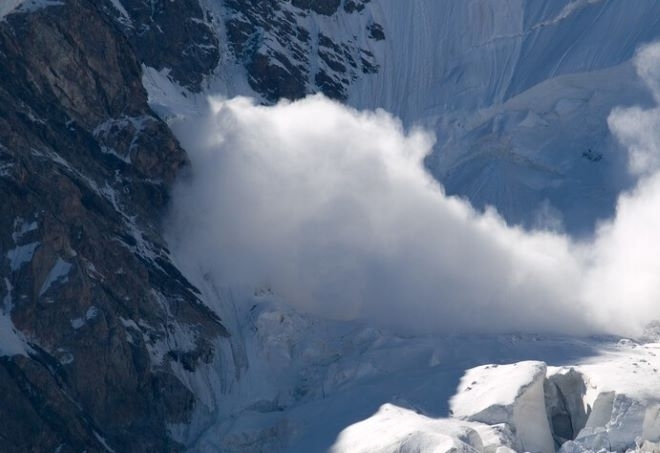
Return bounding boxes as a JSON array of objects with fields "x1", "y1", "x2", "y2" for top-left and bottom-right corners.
[
  {"x1": 6, "y1": 242, "x2": 39, "y2": 272},
  {"x1": 107, "y1": 0, "x2": 130, "y2": 25},
  {"x1": 451, "y1": 361, "x2": 548, "y2": 417},
  {"x1": 331, "y1": 404, "x2": 485, "y2": 453}
]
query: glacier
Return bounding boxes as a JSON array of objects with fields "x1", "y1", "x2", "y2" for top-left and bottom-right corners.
[{"x1": 155, "y1": 289, "x2": 660, "y2": 453}]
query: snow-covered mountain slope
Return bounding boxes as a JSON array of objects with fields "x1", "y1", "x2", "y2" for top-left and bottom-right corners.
[
  {"x1": 136, "y1": 1, "x2": 660, "y2": 452},
  {"x1": 204, "y1": 0, "x2": 660, "y2": 234},
  {"x1": 346, "y1": 0, "x2": 660, "y2": 117},
  {"x1": 357, "y1": 0, "x2": 660, "y2": 233}
]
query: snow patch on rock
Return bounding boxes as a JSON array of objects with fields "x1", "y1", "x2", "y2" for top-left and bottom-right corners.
[
  {"x1": 0, "y1": 279, "x2": 30, "y2": 356},
  {"x1": 6, "y1": 242, "x2": 39, "y2": 272},
  {"x1": 38, "y1": 258, "x2": 72, "y2": 297},
  {"x1": 0, "y1": 0, "x2": 62, "y2": 20}
]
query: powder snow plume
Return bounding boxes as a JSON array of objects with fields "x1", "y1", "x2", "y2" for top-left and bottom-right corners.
[{"x1": 166, "y1": 42, "x2": 660, "y2": 337}]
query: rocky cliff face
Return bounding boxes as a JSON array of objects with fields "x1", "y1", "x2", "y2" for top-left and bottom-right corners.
[
  {"x1": 105, "y1": 0, "x2": 219, "y2": 90},
  {"x1": 222, "y1": 0, "x2": 381, "y2": 101},
  {"x1": 1, "y1": 2, "x2": 379, "y2": 449},
  {"x1": 0, "y1": 1, "x2": 226, "y2": 451}
]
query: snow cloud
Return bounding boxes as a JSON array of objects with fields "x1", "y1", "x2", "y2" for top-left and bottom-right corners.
[{"x1": 166, "y1": 42, "x2": 660, "y2": 337}]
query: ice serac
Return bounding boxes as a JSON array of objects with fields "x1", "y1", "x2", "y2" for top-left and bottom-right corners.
[
  {"x1": 331, "y1": 404, "x2": 484, "y2": 453},
  {"x1": 555, "y1": 339, "x2": 660, "y2": 452},
  {"x1": 561, "y1": 393, "x2": 660, "y2": 452},
  {"x1": 451, "y1": 361, "x2": 555, "y2": 453}
]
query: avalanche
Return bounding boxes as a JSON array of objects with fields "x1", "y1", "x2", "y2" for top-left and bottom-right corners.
[{"x1": 138, "y1": 1, "x2": 660, "y2": 452}]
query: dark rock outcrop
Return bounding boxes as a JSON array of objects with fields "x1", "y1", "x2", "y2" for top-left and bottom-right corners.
[
  {"x1": 0, "y1": 1, "x2": 225, "y2": 451},
  {"x1": 224, "y1": 0, "x2": 382, "y2": 101},
  {"x1": 291, "y1": 0, "x2": 341, "y2": 16},
  {"x1": 0, "y1": 0, "x2": 387, "y2": 450},
  {"x1": 103, "y1": 0, "x2": 220, "y2": 90}
]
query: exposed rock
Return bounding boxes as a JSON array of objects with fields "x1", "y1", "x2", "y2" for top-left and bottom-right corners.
[
  {"x1": 344, "y1": 0, "x2": 370, "y2": 14},
  {"x1": 367, "y1": 22, "x2": 385, "y2": 41},
  {"x1": 291, "y1": 0, "x2": 341, "y2": 16},
  {"x1": 0, "y1": 1, "x2": 226, "y2": 451},
  {"x1": 223, "y1": 0, "x2": 382, "y2": 101},
  {"x1": 103, "y1": 0, "x2": 220, "y2": 91}
]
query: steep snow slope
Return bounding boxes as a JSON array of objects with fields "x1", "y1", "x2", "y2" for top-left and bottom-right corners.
[
  {"x1": 346, "y1": 0, "x2": 660, "y2": 233},
  {"x1": 206, "y1": 0, "x2": 660, "y2": 233},
  {"x1": 348, "y1": 0, "x2": 660, "y2": 116}
]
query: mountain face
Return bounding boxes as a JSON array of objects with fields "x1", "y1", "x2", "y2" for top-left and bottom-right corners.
[
  {"x1": 194, "y1": 0, "x2": 660, "y2": 234},
  {"x1": 3, "y1": 1, "x2": 660, "y2": 452},
  {"x1": 222, "y1": 0, "x2": 380, "y2": 101},
  {"x1": 0, "y1": 1, "x2": 225, "y2": 451}
]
